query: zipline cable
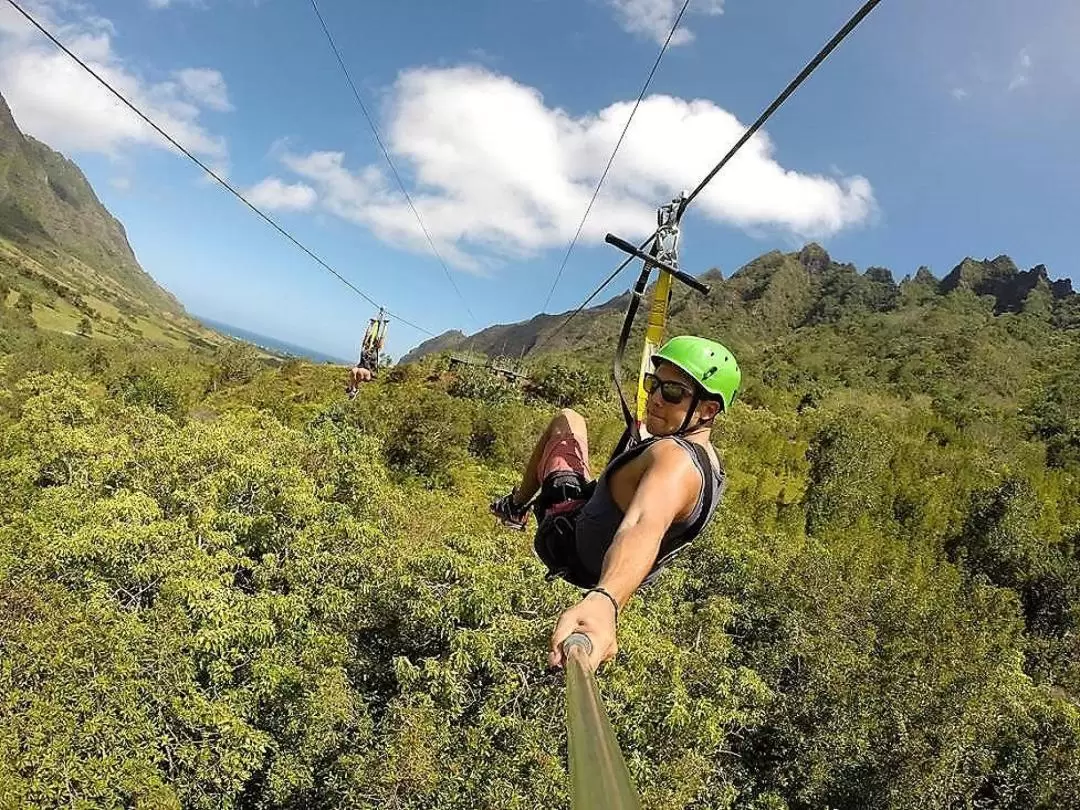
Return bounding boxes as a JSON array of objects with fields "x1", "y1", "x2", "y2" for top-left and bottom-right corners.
[
  {"x1": 540, "y1": 0, "x2": 693, "y2": 314},
  {"x1": 532, "y1": 0, "x2": 885, "y2": 355},
  {"x1": 309, "y1": 0, "x2": 477, "y2": 329},
  {"x1": 528, "y1": 230, "x2": 656, "y2": 355},
  {"x1": 678, "y1": 0, "x2": 885, "y2": 215},
  {"x1": 3, "y1": 0, "x2": 437, "y2": 338}
]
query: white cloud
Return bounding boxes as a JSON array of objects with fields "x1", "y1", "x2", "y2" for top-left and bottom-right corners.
[
  {"x1": 951, "y1": 87, "x2": 968, "y2": 100},
  {"x1": 245, "y1": 177, "x2": 317, "y2": 211},
  {"x1": 1007, "y1": 47, "x2": 1031, "y2": 91},
  {"x1": 0, "y1": 0, "x2": 228, "y2": 161},
  {"x1": 608, "y1": 0, "x2": 724, "y2": 47},
  {"x1": 150, "y1": 0, "x2": 264, "y2": 9},
  {"x1": 256, "y1": 66, "x2": 875, "y2": 272},
  {"x1": 467, "y1": 47, "x2": 498, "y2": 65},
  {"x1": 176, "y1": 67, "x2": 232, "y2": 111}
]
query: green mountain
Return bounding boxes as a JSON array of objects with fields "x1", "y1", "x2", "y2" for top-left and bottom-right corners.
[
  {"x1": 404, "y1": 243, "x2": 1078, "y2": 363},
  {"x1": 0, "y1": 91, "x2": 222, "y2": 348}
]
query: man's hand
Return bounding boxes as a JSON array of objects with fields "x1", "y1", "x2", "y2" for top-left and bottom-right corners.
[{"x1": 549, "y1": 591, "x2": 618, "y2": 671}]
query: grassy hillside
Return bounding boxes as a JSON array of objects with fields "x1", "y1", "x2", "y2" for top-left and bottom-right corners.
[
  {"x1": 0, "y1": 92, "x2": 224, "y2": 351},
  {"x1": 0, "y1": 236, "x2": 228, "y2": 349},
  {"x1": 1, "y1": 240, "x2": 1078, "y2": 808}
]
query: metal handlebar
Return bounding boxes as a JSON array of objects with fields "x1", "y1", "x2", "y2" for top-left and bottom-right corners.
[{"x1": 604, "y1": 233, "x2": 710, "y2": 295}]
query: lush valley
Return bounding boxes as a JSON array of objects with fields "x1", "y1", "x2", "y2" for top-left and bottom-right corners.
[{"x1": 1, "y1": 89, "x2": 1079, "y2": 808}]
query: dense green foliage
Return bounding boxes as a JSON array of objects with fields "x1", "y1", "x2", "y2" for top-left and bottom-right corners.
[{"x1": 3, "y1": 241, "x2": 1080, "y2": 809}]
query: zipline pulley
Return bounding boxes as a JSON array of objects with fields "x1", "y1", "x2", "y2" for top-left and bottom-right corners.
[{"x1": 607, "y1": 193, "x2": 710, "y2": 455}]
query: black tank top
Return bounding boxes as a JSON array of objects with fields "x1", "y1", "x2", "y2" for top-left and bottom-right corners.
[{"x1": 572, "y1": 435, "x2": 725, "y2": 578}]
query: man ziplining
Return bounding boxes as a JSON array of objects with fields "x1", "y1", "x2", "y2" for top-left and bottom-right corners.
[
  {"x1": 345, "y1": 310, "x2": 388, "y2": 398},
  {"x1": 490, "y1": 335, "x2": 740, "y2": 672}
]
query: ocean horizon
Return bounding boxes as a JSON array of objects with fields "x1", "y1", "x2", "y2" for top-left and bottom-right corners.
[{"x1": 198, "y1": 317, "x2": 352, "y2": 365}]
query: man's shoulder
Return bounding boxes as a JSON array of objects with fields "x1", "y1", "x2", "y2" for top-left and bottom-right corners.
[{"x1": 638, "y1": 436, "x2": 703, "y2": 471}]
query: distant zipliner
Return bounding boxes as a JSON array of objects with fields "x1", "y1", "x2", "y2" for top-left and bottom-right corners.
[{"x1": 346, "y1": 308, "x2": 388, "y2": 398}]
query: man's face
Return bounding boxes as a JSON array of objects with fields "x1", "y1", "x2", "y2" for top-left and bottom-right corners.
[{"x1": 644, "y1": 362, "x2": 716, "y2": 436}]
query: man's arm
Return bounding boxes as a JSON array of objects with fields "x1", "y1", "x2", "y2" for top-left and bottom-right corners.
[
  {"x1": 548, "y1": 441, "x2": 699, "y2": 670},
  {"x1": 595, "y1": 441, "x2": 697, "y2": 606}
]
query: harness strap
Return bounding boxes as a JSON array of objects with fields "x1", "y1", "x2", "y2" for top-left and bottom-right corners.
[
  {"x1": 612, "y1": 234, "x2": 663, "y2": 445},
  {"x1": 608, "y1": 427, "x2": 634, "y2": 464},
  {"x1": 534, "y1": 470, "x2": 594, "y2": 525},
  {"x1": 653, "y1": 440, "x2": 720, "y2": 570}
]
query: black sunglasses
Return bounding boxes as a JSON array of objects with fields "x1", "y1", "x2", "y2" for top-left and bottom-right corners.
[{"x1": 643, "y1": 372, "x2": 694, "y2": 405}]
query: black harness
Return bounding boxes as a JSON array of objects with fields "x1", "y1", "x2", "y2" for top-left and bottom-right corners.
[
  {"x1": 532, "y1": 436, "x2": 721, "y2": 589},
  {"x1": 357, "y1": 348, "x2": 377, "y2": 373}
]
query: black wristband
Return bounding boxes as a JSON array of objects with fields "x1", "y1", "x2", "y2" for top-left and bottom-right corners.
[{"x1": 585, "y1": 587, "x2": 619, "y2": 624}]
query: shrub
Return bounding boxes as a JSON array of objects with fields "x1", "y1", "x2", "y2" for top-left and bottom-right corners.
[
  {"x1": 530, "y1": 361, "x2": 609, "y2": 408},
  {"x1": 205, "y1": 343, "x2": 263, "y2": 392},
  {"x1": 447, "y1": 364, "x2": 521, "y2": 405},
  {"x1": 383, "y1": 389, "x2": 471, "y2": 488},
  {"x1": 108, "y1": 369, "x2": 187, "y2": 421}
]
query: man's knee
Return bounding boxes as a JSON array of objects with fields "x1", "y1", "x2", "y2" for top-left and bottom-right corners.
[
  {"x1": 552, "y1": 408, "x2": 586, "y2": 436},
  {"x1": 557, "y1": 408, "x2": 585, "y2": 426}
]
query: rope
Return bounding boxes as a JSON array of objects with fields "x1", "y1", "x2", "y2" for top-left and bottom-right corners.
[
  {"x1": 309, "y1": 0, "x2": 477, "y2": 329},
  {"x1": 2, "y1": 0, "x2": 436, "y2": 338},
  {"x1": 540, "y1": 0, "x2": 693, "y2": 313},
  {"x1": 528, "y1": 230, "x2": 657, "y2": 356},
  {"x1": 679, "y1": 0, "x2": 885, "y2": 215}
]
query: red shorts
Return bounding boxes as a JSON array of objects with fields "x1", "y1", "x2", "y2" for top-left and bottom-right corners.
[
  {"x1": 538, "y1": 431, "x2": 590, "y2": 481},
  {"x1": 537, "y1": 422, "x2": 592, "y2": 519}
]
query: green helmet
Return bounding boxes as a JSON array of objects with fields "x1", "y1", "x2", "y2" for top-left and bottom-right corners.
[{"x1": 652, "y1": 335, "x2": 741, "y2": 411}]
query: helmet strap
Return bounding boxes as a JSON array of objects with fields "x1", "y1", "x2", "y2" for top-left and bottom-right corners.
[
  {"x1": 651, "y1": 388, "x2": 717, "y2": 438},
  {"x1": 676, "y1": 391, "x2": 700, "y2": 434},
  {"x1": 676, "y1": 391, "x2": 724, "y2": 436}
]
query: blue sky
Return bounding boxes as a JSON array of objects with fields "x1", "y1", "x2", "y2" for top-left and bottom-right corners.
[{"x1": 0, "y1": 0, "x2": 1077, "y2": 361}]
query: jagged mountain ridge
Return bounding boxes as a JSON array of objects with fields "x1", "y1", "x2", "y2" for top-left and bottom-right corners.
[
  {"x1": 939, "y1": 256, "x2": 1074, "y2": 312},
  {"x1": 403, "y1": 244, "x2": 1078, "y2": 362}
]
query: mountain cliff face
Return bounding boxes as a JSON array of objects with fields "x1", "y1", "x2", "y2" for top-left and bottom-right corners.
[
  {"x1": 0, "y1": 91, "x2": 182, "y2": 315},
  {"x1": 939, "y1": 256, "x2": 1074, "y2": 314},
  {"x1": 403, "y1": 244, "x2": 1078, "y2": 362}
]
